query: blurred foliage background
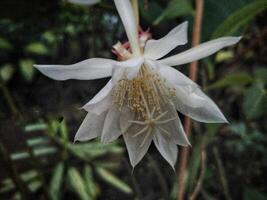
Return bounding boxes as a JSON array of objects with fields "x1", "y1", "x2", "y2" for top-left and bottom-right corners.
[{"x1": 0, "y1": 0, "x2": 267, "y2": 199}]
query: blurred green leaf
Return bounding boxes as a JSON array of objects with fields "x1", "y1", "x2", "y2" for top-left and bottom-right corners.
[
  {"x1": 27, "y1": 137, "x2": 50, "y2": 147},
  {"x1": 19, "y1": 59, "x2": 35, "y2": 82},
  {"x1": 49, "y1": 163, "x2": 64, "y2": 200},
  {"x1": 25, "y1": 42, "x2": 49, "y2": 55},
  {"x1": 42, "y1": 31, "x2": 56, "y2": 44},
  {"x1": 243, "y1": 84, "x2": 267, "y2": 119},
  {"x1": 68, "y1": 167, "x2": 92, "y2": 200},
  {"x1": 84, "y1": 165, "x2": 100, "y2": 199},
  {"x1": 202, "y1": 0, "x2": 252, "y2": 40},
  {"x1": 215, "y1": 50, "x2": 234, "y2": 63},
  {"x1": 140, "y1": 1, "x2": 163, "y2": 24},
  {"x1": 212, "y1": 0, "x2": 267, "y2": 38},
  {"x1": 0, "y1": 64, "x2": 15, "y2": 82},
  {"x1": 96, "y1": 167, "x2": 132, "y2": 194},
  {"x1": 0, "y1": 37, "x2": 13, "y2": 50},
  {"x1": 69, "y1": 141, "x2": 123, "y2": 160},
  {"x1": 24, "y1": 122, "x2": 47, "y2": 132},
  {"x1": 153, "y1": 0, "x2": 194, "y2": 25},
  {"x1": 207, "y1": 72, "x2": 253, "y2": 90},
  {"x1": 255, "y1": 67, "x2": 267, "y2": 84},
  {"x1": 244, "y1": 188, "x2": 267, "y2": 200},
  {"x1": 68, "y1": 0, "x2": 101, "y2": 5},
  {"x1": 11, "y1": 147, "x2": 57, "y2": 161}
]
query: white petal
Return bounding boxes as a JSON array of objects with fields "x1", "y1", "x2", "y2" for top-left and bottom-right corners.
[
  {"x1": 114, "y1": 0, "x2": 141, "y2": 56},
  {"x1": 34, "y1": 58, "x2": 115, "y2": 80},
  {"x1": 153, "y1": 129, "x2": 178, "y2": 169},
  {"x1": 159, "y1": 37, "x2": 241, "y2": 66},
  {"x1": 101, "y1": 105, "x2": 122, "y2": 144},
  {"x1": 144, "y1": 21, "x2": 188, "y2": 60},
  {"x1": 74, "y1": 111, "x2": 106, "y2": 142},
  {"x1": 175, "y1": 88, "x2": 228, "y2": 123},
  {"x1": 160, "y1": 102, "x2": 190, "y2": 146},
  {"x1": 123, "y1": 124, "x2": 153, "y2": 168},
  {"x1": 83, "y1": 80, "x2": 113, "y2": 115},
  {"x1": 158, "y1": 65, "x2": 205, "y2": 108},
  {"x1": 158, "y1": 65, "x2": 227, "y2": 122}
]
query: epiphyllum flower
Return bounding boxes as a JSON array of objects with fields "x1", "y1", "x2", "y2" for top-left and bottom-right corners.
[{"x1": 34, "y1": 0, "x2": 241, "y2": 168}]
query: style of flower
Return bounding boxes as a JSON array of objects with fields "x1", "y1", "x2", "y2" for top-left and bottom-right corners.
[{"x1": 34, "y1": 0, "x2": 241, "y2": 168}]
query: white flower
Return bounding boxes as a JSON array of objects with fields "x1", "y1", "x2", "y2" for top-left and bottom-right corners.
[{"x1": 34, "y1": 0, "x2": 241, "y2": 168}]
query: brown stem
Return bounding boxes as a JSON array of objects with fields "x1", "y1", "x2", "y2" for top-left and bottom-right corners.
[
  {"x1": 189, "y1": 150, "x2": 207, "y2": 200},
  {"x1": 177, "y1": 0, "x2": 204, "y2": 200}
]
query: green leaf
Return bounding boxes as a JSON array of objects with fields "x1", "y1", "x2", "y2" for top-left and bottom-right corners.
[
  {"x1": 84, "y1": 165, "x2": 100, "y2": 198},
  {"x1": 68, "y1": 0, "x2": 101, "y2": 5},
  {"x1": 0, "y1": 37, "x2": 13, "y2": 50},
  {"x1": 49, "y1": 163, "x2": 64, "y2": 200},
  {"x1": 212, "y1": 0, "x2": 267, "y2": 38},
  {"x1": 243, "y1": 84, "x2": 267, "y2": 119},
  {"x1": 0, "y1": 64, "x2": 15, "y2": 82},
  {"x1": 255, "y1": 67, "x2": 267, "y2": 84},
  {"x1": 19, "y1": 59, "x2": 35, "y2": 82},
  {"x1": 140, "y1": 1, "x2": 163, "y2": 24},
  {"x1": 153, "y1": 0, "x2": 194, "y2": 25},
  {"x1": 24, "y1": 122, "x2": 47, "y2": 132},
  {"x1": 68, "y1": 141, "x2": 123, "y2": 160},
  {"x1": 67, "y1": 167, "x2": 92, "y2": 200},
  {"x1": 202, "y1": 0, "x2": 252, "y2": 40},
  {"x1": 11, "y1": 147, "x2": 57, "y2": 161},
  {"x1": 25, "y1": 42, "x2": 49, "y2": 55},
  {"x1": 96, "y1": 167, "x2": 132, "y2": 194},
  {"x1": 207, "y1": 72, "x2": 253, "y2": 90}
]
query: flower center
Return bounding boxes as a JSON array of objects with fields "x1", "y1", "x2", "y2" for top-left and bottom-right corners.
[{"x1": 112, "y1": 64, "x2": 176, "y2": 119}]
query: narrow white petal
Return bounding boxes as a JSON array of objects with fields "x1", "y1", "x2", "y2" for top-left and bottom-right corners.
[
  {"x1": 34, "y1": 58, "x2": 115, "y2": 80},
  {"x1": 114, "y1": 0, "x2": 141, "y2": 56},
  {"x1": 153, "y1": 129, "x2": 178, "y2": 170},
  {"x1": 123, "y1": 124, "x2": 153, "y2": 168},
  {"x1": 74, "y1": 111, "x2": 106, "y2": 142},
  {"x1": 83, "y1": 80, "x2": 113, "y2": 115},
  {"x1": 101, "y1": 105, "x2": 122, "y2": 144},
  {"x1": 159, "y1": 37, "x2": 241, "y2": 66},
  {"x1": 158, "y1": 64, "x2": 227, "y2": 123},
  {"x1": 144, "y1": 21, "x2": 188, "y2": 60}
]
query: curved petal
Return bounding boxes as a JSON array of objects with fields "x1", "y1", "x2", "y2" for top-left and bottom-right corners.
[
  {"x1": 114, "y1": 0, "x2": 141, "y2": 56},
  {"x1": 158, "y1": 65, "x2": 205, "y2": 108},
  {"x1": 159, "y1": 37, "x2": 241, "y2": 66},
  {"x1": 144, "y1": 21, "x2": 188, "y2": 60},
  {"x1": 83, "y1": 80, "x2": 113, "y2": 115},
  {"x1": 34, "y1": 58, "x2": 115, "y2": 80},
  {"x1": 175, "y1": 88, "x2": 228, "y2": 123},
  {"x1": 158, "y1": 65, "x2": 227, "y2": 123},
  {"x1": 123, "y1": 124, "x2": 153, "y2": 168},
  {"x1": 153, "y1": 129, "x2": 178, "y2": 170},
  {"x1": 74, "y1": 111, "x2": 107, "y2": 142},
  {"x1": 101, "y1": 105, "x2": 122, "y2": 144}
]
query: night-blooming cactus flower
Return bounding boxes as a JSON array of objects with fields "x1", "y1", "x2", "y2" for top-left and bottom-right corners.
[{"x1": 34, "y1": 0, "x2": 241, "y2": 168}]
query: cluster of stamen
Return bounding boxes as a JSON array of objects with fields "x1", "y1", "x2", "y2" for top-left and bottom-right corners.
[{"x1": 112, "y1": 64, "x2": 176, "y2": 119}]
